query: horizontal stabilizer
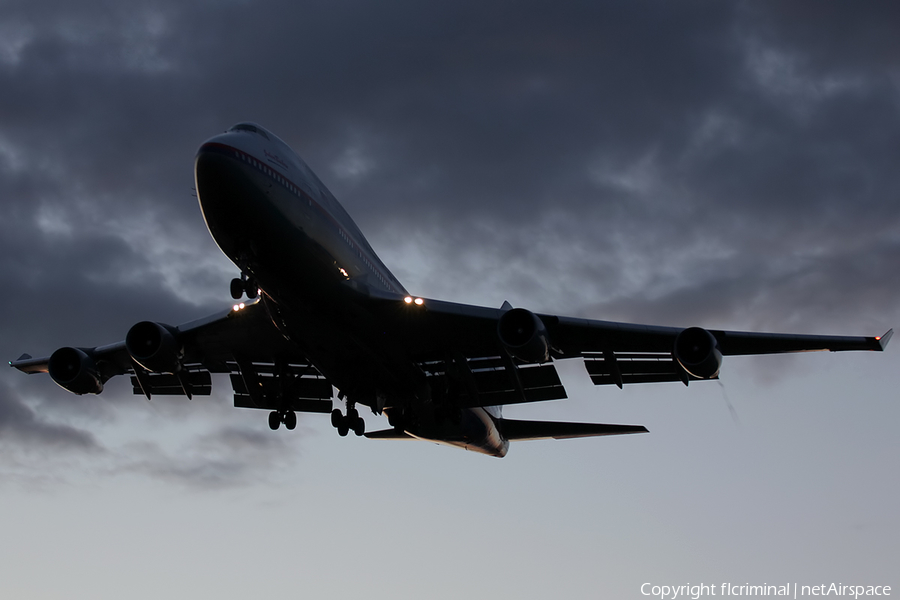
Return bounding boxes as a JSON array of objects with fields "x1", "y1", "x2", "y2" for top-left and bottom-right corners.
[
  {"x1": 500, "y1": 418, "x2": 648, "y2": 441},
  {"x1": 365, "y1": 428, "x2": 415, "y2": 440}
]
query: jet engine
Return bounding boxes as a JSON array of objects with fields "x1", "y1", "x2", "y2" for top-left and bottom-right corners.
[
  {"x1": 48, "y1": 347, "x2": 103, "y2": 395},
  {"x1": 673, "y1": 327, "x2": 722, "y2": 379},
  {"x1": 497, "y1": 308, "x2": 551, "y2": 363},
  {"x1": 125, "y1": 321, "x2": 184, "y2": 373}
]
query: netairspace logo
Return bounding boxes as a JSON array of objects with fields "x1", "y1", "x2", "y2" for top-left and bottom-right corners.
[{"x1": 640, "y1": 583, "x2": 892, "y2": 600}]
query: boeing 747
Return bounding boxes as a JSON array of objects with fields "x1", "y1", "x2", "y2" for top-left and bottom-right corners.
[{"x1": 10, "y1": 123, "x2": 892, "y2": 456}]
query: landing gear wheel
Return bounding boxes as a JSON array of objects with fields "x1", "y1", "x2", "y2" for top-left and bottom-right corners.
[
  {"x1": 284, "y1": 411, "x2": 297, "y2": 430},
  {"x1": 333, "y1": 406, "x2": 361, "y2": 437},
  {"x1": 231, "y1": 273, "x2": 259, "y2": 300},
  {"x1": 387, "y1": 410, "x2": 401, "y2": 429},
  {"x1": 230, "y1": 278, "x2": 244, "y2": 300},
  {"x1": 268, "y1": 411, "x2": 280, "y2": 430}
]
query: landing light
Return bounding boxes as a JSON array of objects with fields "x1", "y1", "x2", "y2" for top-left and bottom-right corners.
[
  {"x1": 404, "y1": 296, "x2": 413, "y2": 304},
  {"x1": 232, "y1": 302, "x2": 246, "y2": 312},
  {"x1": 414, "y1": 298, "x2": 424, "y2": 306}
]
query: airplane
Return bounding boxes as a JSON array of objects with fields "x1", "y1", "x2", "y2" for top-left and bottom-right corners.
[{"x1": 10, "y1": 122, "x2": 893, "y2": 457}]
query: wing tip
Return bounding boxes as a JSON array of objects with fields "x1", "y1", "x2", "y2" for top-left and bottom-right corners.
[
  {"x1": 875, "y1": 329, "x2": 893, "y2": 351},
  {"x1": 10, "y1": 353, "x2": 50, "y2": 374}
]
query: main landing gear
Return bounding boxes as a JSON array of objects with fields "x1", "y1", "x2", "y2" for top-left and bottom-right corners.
[
  {"x1": 231, "y1": 273, "x2": 258, "y2": 300},
  {"x1": 268, "y1": 410, "x2": 297, "y2": 431},
  {"x1": 331, "y1": 407, "x2": 365, "y2": 437}
]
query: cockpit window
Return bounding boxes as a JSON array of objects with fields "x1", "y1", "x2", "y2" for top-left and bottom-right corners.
[{"x1": 229, "y1": 123, "x2": 270, "y2": 140}]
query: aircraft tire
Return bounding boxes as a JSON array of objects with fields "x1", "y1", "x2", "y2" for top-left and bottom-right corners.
[
  {"x1": 268, "y1": 411, "x2": 280, "y2": 430},
  {"x1": 354, "y1": 417, "x2": 365, "y2": 437},
  {"x1": 230, "y1": 278, "x2": 244, "y2": 300},
  {"x1": 331, "y1": 409, "x2": 342, "y2": 428},
  {"x1": 245, "y1": 279, "x2": 258, "y2": 299},
  {"x1": 337, "y1": 423, "x2": 350, "y2": 437},
  {"x1": 387, "y1": 410, "x2": 401, "y2": 428},
  {"x1": 284, "y1": 411, "x2": 297, "y2": 430}
]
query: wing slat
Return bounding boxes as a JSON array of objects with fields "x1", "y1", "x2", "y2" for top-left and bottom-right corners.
[{"x1": 129, "y1": 370, "x2": 212, "y2": 396}]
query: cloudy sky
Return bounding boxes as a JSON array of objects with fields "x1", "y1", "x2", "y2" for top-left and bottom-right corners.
[{"x1": 1, "y1": 1, "x2": 898, "y2": 598}]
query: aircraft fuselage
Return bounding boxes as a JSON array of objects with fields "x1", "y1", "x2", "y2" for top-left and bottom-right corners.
[{"x1": 194, "y1": 123, "x2": 510, "y2": 456}]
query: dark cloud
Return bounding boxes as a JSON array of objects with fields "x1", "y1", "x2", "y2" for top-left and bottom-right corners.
[
  {"x1": 1, "y1": 373, "x2": 301, "y2": 488},
  {"x1": 0, "y1": 379, "x2": 101, "y2": 453},
  {"x1": 1, "y1": 0, "x2": 897, "y2": 466},
  {"x1": 112, "y1": 424, "x2": 304, "y2": 489}
]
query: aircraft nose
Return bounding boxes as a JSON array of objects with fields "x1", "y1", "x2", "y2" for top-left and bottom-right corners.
[{"x1": 195, "y1": 143, "x2": 247, "y2": 208}]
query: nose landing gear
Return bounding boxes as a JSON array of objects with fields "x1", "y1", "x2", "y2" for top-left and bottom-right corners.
[{"x1": 231, "y1": 273, "x2": 259, "y2": 300}]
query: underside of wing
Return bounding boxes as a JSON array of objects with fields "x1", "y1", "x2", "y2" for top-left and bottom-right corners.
[
  {"x1": 417, "y1": 354, "x2": 569, "y2": 408},
  {"x1": 10, "y1": 298, "x2": 338, "y2": 413},
  {"x1": 711, "y1": 328, "x2": 892, "y2": 355},
  {"x1": 372, "y1": 294, "x2": 891, "y2": 399},
  {"x1": 581, "y1": 350, "x2": 713, "y2": 388}
]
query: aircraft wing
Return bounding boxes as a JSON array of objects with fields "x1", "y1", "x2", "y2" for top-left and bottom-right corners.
[
  {"x1": 369, "y1": 294, "x2": 891, "y2": 406},
  {"x1": 9, "y1": 299, "x2": 334, "y2": 414},
  {"x1": 10, "y1": 290, "x2": 891, "y2": 413},
  {"x1": 382, "y1": 296, "x2": 890, "y2": 356}
]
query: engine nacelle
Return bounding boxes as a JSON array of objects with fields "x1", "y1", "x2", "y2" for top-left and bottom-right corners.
[
  {"x1": 125, "y1": 321, "x2": 183, "y2": 373},
  {"x1": 48, "y1": 347, "x2": 103, "y2": 395},
  {"x1": 497, "y1": 308, "x2": 551, "y2": 363},
  {"x1": 674, "y1": 327, "x2": 723, "y2": 379}
]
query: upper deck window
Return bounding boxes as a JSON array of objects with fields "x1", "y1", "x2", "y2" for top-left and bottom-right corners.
[{"x1": 229, "y1": 123, "x2": 270, "y2": 140}]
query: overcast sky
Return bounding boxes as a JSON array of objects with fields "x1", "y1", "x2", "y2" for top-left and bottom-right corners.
[{"x1": 1, "y1": 1, "x2": 898, "y2": 598}]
